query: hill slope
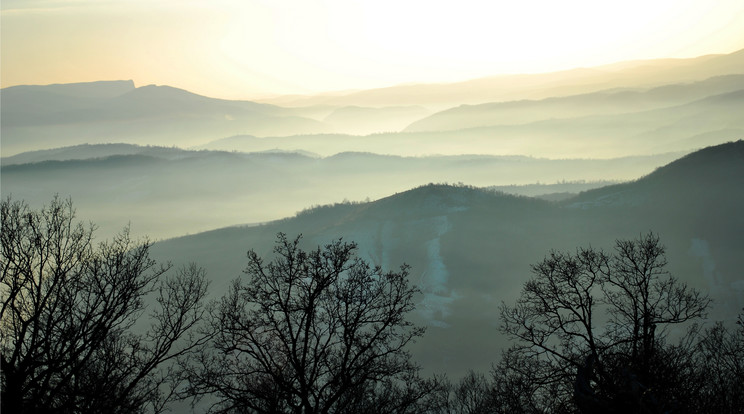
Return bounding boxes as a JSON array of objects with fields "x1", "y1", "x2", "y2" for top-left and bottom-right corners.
[{"x1": 150, "y1": 141, "x2": 744, "y2": 377}]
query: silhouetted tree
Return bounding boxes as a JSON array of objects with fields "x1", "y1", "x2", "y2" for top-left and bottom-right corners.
[
  {"x1": 490, "y1": 346, "x2": 574, "y2": 414},
  {"x1": 1, "y1": 196, "x2": 209, "y2": 414},
  {"x1": 333, "y1": 372, "x2": 445, "y2": 414},
  {"x1": 499, "y1": 233, "x2": 710, "y2": 413},
  {"x1": 428, "y1": 370, "x2": 497, "y2": 414},
  {"x1": 450, "y1": 370, "x2": 495, "y2": 414},
  {"x1": 692, "y1": 310, "x2": 744, "y2": 412},
  {"x1": 185, "y1": 233, "x2": 426, "y2": 414}
]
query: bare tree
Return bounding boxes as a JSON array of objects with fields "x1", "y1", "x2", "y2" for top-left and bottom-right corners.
[
  {"x1": 602, "y1": 234, "x2": 709, "y2": 385},
  {"x1": 489, "y1": 346, "x2": 574, "y2": 414},
  {"x1": 331, "y1": 372, "x2": 445, "y2": 414},
  {"x1": 500, "y1": 247, "x2": 608, "y2": 394},
  {"x1": 499, "y1": 233, "x2": 710, "y2": 413},
  {"x1": 1, "y1": 196, "x2": 209, "y2": 414},
  {"x1": 693, "y1": 310, "x2": 744, "y2": 413},
  {"x1": 428, "y1": 370, "x2": 496, "y2": 414},
  {"x1": 185, "y1": 233, "x2": 425, "y2": 414}
]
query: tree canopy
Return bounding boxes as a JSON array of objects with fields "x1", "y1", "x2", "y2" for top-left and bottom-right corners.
[
  {"x1": 185, "y1": 233, "x2": 426, "y2": 414},
  {"x1": 1, "y1": 196, "x2": 209, "y2": 414},
  {"x1": 498, "y1": 233, "x2": 732, "y2": 413}
]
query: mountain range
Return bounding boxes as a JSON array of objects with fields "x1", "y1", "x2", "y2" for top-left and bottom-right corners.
[
  {"x1": 2, "y1": 49, "x2": 743, "y2": 157},
  {"x1": 404, "y1": 74, "x2": 744, "y2": 132}
]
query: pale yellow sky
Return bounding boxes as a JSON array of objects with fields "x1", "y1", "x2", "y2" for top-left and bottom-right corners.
[{"x1": 2, "y1": 0, "x2": 744, "y2": 99}]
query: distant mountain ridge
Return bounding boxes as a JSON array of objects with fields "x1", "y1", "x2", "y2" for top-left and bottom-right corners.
[
  {"x1": 2, "y1": 48, "x2": 742, "y2": 157},
  {"x1": 0, "y1": 82, "x2": 332, "y2": 156},
  {"x1": 0, "y1": 143, "x2": 189, "y2": 165},
  {"x1": 258, "y1": 49, "x2": 744, "y2": 108},
  {"x1": 2, "y1": 80, "x2": 136, "y2": 99},
  {"x1": 201, "y1": 72, "x2": 744, "y2": 158},
  {"x1": 1, "y1": 143, "x2": 687, "y2": 240},
  {"x1": 200, "y1": 85, "x2": 744, "y2": 157},
  {"x1": 404, "y1": 74, "x2": 744, "y2": 132}
]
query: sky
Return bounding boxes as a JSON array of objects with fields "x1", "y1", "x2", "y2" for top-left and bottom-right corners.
[{"x1": 2, "y1": 0, "x2": 744, "y2": 99}]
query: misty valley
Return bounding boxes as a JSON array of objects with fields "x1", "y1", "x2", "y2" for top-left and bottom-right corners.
[{"x1": 2, "y1": 49, "x2": 743, "y2": 413}]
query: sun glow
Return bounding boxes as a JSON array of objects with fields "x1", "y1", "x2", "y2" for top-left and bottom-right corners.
[{"x1": 2, "y1": 0, "x2": 743, "y2": 98}]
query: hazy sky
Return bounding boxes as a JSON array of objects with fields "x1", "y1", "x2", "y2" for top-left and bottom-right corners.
[{"x1": 2, "y1": 0, "x2": 744, "y2": 99}]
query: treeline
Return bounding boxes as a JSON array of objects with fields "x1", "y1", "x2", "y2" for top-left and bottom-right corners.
[{"x1": 1, "y1": 197, "x2": 742, "y2": 413}]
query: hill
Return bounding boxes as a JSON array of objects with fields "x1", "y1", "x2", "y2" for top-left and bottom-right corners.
[
  {"x1": 1, "y1": 144, "x2": 684, "y2": 240},
  {"x1": 150, "y1": 141, "x2": 744, "y2": 377}
]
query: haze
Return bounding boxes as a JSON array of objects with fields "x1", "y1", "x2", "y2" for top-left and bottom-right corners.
[
  {"x1": 2, "y1": 0, "x2": 744, "y2": 98},
  {"x1": 1, "y1": 0, "x2": 743, "y2": 401}
]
